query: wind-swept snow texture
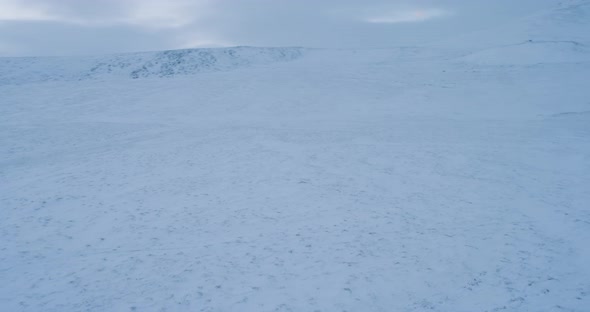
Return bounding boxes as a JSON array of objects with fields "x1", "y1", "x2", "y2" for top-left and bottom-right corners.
[{"x1": 1, "y1": 2, "x2": 590, "y2": 312}]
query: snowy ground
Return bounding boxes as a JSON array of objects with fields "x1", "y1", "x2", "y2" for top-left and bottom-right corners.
[{"x1": 2, "y1": 2, "x2": 590, "y2": 312}]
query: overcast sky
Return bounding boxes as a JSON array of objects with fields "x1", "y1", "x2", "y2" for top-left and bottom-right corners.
[{"x1": 0, "y1": 0, "x2": 558, "y2": 56}]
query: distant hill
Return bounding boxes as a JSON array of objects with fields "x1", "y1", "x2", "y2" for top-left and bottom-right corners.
[{"x1": 0, "y1": 47, "x2": 304, "y2": 85}]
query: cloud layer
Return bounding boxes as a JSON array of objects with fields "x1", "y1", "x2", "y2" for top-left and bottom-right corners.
[
  {"x1": 0, "y1": 0, "x2": 557, "y2": 56},
  {"x1": 364, "y1": 8, "x2": 450, "y2": 23}
]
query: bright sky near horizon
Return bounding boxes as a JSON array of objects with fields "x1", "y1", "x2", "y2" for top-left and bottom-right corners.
[{"x1": 0, "y1": 0, "x2": 558, "y2": 56}]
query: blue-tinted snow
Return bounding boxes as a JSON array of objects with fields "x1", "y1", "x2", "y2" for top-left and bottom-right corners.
[{"x1": 1, "y1": 1, "x2": 589, "y2": 311}]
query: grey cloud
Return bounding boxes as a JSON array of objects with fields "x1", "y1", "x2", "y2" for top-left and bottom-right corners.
[{"x1": 0, "y1": 0, "x2": 559, "y2": 56}]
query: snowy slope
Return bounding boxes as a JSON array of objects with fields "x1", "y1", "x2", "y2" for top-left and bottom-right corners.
[
  {"x1": 457, "y1": 40, "x2": 590, "y2": 65},
  {"x1": 1, "y1": 2, "x2": 590, "y2": 312},
  {"x1": 0, "y1": 46, "x2": 304, "y2": 85},
  {"x1": 438, "y1": 0, "x2": 590, "y2": 65},
  {"x1": 440, "y1": 0, "x2": 590, "y2": 48}
]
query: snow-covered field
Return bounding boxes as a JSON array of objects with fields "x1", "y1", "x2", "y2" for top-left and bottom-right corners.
[{"x1": 1, "y1": 1, "x2": 590, "y2": 311}]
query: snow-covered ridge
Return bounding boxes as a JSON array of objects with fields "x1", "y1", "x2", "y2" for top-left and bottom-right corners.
[
  {"x1": 456, "y1": 40, "x2": 590, "y2": 65},
  {"x1": 0, "y1": 46, "x2": 305, "y2": 85},
  {"x1": 436, "y1": 0, "x2": 590, "y2": 51}
]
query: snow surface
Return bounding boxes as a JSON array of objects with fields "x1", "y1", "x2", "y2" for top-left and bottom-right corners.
[{"x1": 1, "y1": 1, "x2": 590, "y2": 311}]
